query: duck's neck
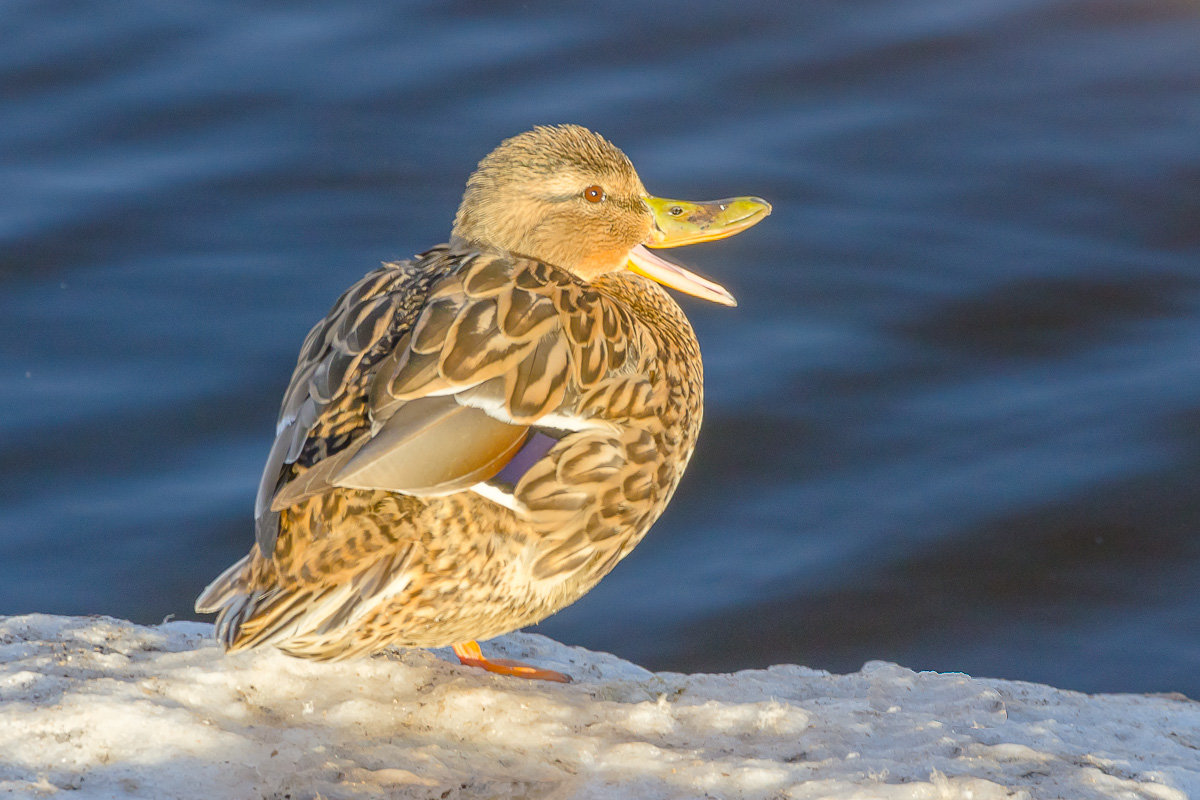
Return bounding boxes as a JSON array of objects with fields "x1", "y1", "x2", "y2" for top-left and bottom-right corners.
[{"x1": 594, "y1": 272, "x2": 701, "y2": 377}]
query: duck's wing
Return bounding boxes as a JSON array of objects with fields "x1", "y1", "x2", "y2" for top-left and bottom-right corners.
[
  {"x1": 254, "y1": 248, "x2": 640, "y2": 557},
  {"x1": 252, "y1": 246, "x2": 457, "y2": 554}
]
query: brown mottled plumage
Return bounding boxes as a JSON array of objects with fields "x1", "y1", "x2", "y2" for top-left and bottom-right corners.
[{"x1": 196, "y1": 125, "x2": 768, "y2": 678}]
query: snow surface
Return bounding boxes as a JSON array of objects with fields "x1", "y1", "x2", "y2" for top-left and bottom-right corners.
[{"x1": 0, "y1": 615, "x2": 1196, "y2": 799}]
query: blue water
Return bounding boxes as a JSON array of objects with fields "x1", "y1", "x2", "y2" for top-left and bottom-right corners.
[{"x1": 4, "y1": 0, "x2": 1199, "y2": 695}]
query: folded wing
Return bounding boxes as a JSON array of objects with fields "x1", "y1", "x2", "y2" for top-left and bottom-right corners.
[{"x1": 254, "y1": 248, "x2": 636, "y2": 556}]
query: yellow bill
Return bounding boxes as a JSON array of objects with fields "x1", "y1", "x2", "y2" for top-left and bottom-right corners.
[{"x1": 627, "y1": 195, "x2": 771, "y2": 307}]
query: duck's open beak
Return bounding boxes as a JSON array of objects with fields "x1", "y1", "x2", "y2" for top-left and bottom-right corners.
[{"x1": 627, "y1": 196, "x2": 771, "y2": 307}]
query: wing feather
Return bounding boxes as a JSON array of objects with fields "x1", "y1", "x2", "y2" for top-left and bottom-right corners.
[
  {"x1": 332, "y1": 397, "x2": 528, "y2": 495},
  {"x1": 504, "y1": 336, "x2": 570, "y2": 422},
  {"x1": 254, "y1": 246, "x2": 650, "y2": 559}
]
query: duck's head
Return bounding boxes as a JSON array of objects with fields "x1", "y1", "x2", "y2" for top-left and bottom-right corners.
[{"x1": 450, "y1": 125, "x2": 770, "y2": 307}]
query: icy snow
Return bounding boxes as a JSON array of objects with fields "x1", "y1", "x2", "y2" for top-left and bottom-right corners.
[{"x1": 0, "y1": 615, "x2": 1196, "y2": 799}]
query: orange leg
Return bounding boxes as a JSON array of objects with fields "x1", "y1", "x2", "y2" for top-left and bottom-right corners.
[{"x1": 451, "y1": 640, "x2": 572, "y2": 683}]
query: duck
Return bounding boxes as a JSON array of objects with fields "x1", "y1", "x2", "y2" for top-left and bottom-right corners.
[{"x1": 195, "y1": 124, "x2": 770, "y2": 682}]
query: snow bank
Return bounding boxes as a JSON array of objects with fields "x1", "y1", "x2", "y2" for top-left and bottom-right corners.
[{"x1": 0, "y1": 615, "x2": 1196, "y2": 799}]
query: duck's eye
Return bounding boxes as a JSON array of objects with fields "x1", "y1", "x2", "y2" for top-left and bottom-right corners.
[{"x1": 583, "y1": 185, "x2": 605, "y2": 203}]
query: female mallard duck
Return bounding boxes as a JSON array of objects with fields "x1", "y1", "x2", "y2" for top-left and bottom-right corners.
[{"x1": 196, "y1": 125, "x2": 769, "y2": 682}]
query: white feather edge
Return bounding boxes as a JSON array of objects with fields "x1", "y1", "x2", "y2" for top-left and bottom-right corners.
[{"x1": 469, "y1": 481, "x2": 527, "y2": 514}]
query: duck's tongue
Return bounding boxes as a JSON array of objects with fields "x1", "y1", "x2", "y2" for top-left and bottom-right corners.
[{"x1": 626, "y1": 195, "x2": 771, "y2": 306}]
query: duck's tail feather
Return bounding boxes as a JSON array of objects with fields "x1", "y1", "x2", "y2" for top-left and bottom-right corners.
[
  {"x1": 194, "y1": 543, "x2": 417, "y2": 656},
  {"x1": 194, "y1": 554, "x2": 262, "y2": 650},
  {"x1": 194, "y1": 555, "x2": 251, "y2": 615}
]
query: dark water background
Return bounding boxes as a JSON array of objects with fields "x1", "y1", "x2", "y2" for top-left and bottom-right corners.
[{"x1": 4, "y1": 0, "x2": 1199, "y2": 696}]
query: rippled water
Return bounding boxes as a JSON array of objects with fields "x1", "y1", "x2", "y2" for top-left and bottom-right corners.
[{"x1": 3, "y1": 0, "x2": 1199, "y2": 695}]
